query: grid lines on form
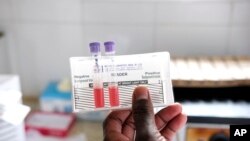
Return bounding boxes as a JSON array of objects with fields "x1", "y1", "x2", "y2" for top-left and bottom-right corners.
[{"x1": 74, "y1": 83, "x2": 164, "y2": 111}]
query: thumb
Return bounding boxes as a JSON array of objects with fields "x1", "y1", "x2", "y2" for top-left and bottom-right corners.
[{"x1": 132, "y1": 86, "x2": 158, "y2": 141}]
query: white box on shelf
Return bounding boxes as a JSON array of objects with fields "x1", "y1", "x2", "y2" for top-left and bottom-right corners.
[{"x1": 0, "y1": 75, "x2": 30, "y2": 141}]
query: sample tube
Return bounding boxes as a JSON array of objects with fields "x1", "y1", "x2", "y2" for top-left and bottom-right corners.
[
  {"x1": 89, "y1": 42, "x2": 104, "y2": 108},
  {"x1": 104, "y1": 41, "x2": 120, "y2": 107}
]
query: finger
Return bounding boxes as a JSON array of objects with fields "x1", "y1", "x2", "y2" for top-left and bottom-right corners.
[
  {"x1": 103, "y1": 110, "x2": 131, "y2": 137},
  {"x1": 160, "y1": 113, "x2": 187, "y2": 141},
  {"x1": 122, "y1": 112, "x2": 135, "y2": 140},
  {"x1": 132, "y1": 86, "x2": 158, "y2": 141},
  {"x1": 155, "y1": 103, "x2": 182, "y2": 130}
]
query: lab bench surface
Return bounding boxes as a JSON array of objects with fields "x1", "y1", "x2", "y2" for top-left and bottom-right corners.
[{"x1": 23, "y1": 96, "x2": 103, "y2": 141}]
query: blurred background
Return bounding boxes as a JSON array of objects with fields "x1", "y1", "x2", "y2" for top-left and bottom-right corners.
[
  {"x1": 0, "y1": 0, "x2": 249, "y2": 95},
  {"x1": 0, "y1": 0, "x2": 250, "y2": 141}
]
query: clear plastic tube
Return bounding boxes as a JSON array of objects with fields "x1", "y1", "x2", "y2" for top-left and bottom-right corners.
[
  {"x1": 104, "y1": 41, "x2": 120, "y2": 107},
  {"x1": 89, "y1": 42, "x2": 104, "y2": 108}
]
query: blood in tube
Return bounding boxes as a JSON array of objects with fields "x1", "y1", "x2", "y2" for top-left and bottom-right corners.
[
  {"x1": 94, "y1": 87, "x2": 104, "y2": 108},
  {"x1": 89, "y1": 42, "x2": 105, "y2": 108},
  {"x1": 104, "y1": 41, "x2": 120, "y2": 107},
  {"x1": 108, "y1": 85, "x2": 119, "y2": 106}
]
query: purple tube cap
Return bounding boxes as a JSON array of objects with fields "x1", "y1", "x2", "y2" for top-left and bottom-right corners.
[
  {"x1": 89, "y1": 42, "x2": 100, "y2": 53},
  {"x1": 104, "y1": 41, "x2": 115, "y2": 52}
]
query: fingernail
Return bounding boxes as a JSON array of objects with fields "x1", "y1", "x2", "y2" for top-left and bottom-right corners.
[{"x1": 133, "y1": 86, "x2": 149, "y2": 101}]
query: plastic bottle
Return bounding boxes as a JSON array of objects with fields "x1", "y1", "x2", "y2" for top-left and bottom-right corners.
[
  {"x1": 104, "y1": 41, "x2": 120, "y2": 107},
  {"x1": 89, "y1": 42, "x2": 104, "y2": 108}
]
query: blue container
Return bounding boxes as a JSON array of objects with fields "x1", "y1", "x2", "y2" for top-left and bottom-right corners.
[{"x1": 40, "y1": 81, "x2": 72, "y2": 113}]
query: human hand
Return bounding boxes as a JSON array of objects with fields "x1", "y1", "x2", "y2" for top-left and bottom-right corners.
[{"x1": 103, "y1": 86, "x2": 187, "y2": 141}]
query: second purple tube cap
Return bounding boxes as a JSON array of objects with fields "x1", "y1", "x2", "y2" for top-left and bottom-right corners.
[{"x1": 104, "y1": 41, "x2": 115, "y2": 52}]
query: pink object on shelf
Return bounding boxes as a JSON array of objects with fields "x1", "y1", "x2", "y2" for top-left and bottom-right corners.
[{"x1": 25, "y1": 111, "x2": 76, "y2": 137}]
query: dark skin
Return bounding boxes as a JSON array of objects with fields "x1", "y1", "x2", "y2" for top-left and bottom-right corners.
[{"x1": 103, "y1": 86, "x2": 187, "y2": 141}]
